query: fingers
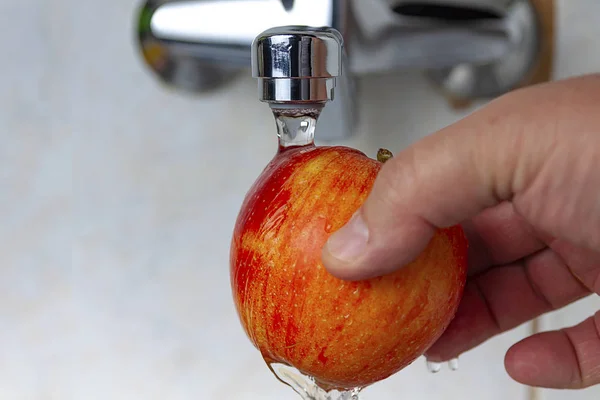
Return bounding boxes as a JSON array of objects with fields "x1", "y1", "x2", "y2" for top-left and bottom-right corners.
[
  {"x1": 425, "y1": 248, "x2": 592, "y2": 361},
  {"x1": 550, "y1": 240, "x2": 600, "y2": 294},
  {"x1": 505, "y1": 311, "x2": 600, "y2": 389},
  {"x1": 461, "y1": 201, "x2": 545, "y2": 276},
  {"x1": 322, "y1": 74, "x2": 600, "y2": 280}
]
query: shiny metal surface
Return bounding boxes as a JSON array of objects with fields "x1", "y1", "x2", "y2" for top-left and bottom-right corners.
[
  {"x1": 252, "y1": 26, "x2": 343, "y2": 79},
  {"x1": 426, "y1": 1, "x2": 541, "y2": 98},
  {"x1": 137, "y1": 0, "x2": 344, "y2": 88},
  {"x1": 135, "y1": 0, "x2": 543, "y2": 140},
  {"x1": 149, "y1": 0, "x2": 336, "y2": 45},
  {"x1": 136, "y1": 0, "x2": 352, "y2": 140},
  {"x1": 252, "y1": 26, "x2": 343, "y2": 103},
  {"x1": 348, "y1": 0, "x2": 532, "y2": 72}
]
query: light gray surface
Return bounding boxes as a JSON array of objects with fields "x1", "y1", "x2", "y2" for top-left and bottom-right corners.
[{"x1": 1, "y1": 0, "x2": 598, "y2": 399}]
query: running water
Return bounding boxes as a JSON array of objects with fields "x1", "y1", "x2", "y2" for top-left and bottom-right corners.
[
  {"x1": 271, "y1": 105, "x2": 322, "y2": 150},
  {"x1": 267, "y1": 361, "x2": 362, "y2": 400},
  {"x1": 426, "y1": 360, "x2": 442, "y2": 373},
  {"x1": 448, "y1": 358, "x2": 459, "y2": 371}
]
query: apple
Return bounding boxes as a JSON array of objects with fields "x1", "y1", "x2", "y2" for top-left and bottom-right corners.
[{"x1": 230, "y1": 144, "x2": 468, "y2": 391}]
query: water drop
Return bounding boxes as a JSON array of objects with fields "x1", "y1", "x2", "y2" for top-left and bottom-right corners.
[
  {"x1": 426, "y1": 359, "x2": 442, "y2": 373},
  {"x1": 448, "y1": 358, "x2": 459, "y2": 371}
]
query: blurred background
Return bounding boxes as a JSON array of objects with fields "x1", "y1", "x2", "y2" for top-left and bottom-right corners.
[{"x1": 1, "y1": 0, "x2": 599, "y2": 399}]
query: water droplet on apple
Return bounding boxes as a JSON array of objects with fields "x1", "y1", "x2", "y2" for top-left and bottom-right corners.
[
  {"x1": 448, "y1": 358, "x2": 459, "y2": 371},
  {"x1": 426, "y1": 359, "x2": 442, "y2": 373}
]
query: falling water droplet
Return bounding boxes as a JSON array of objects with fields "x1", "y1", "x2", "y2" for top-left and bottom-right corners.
[
  {"x1": 426, "y1": 359, "x2": 442, "y2": 373},
  {"x1": 448, "y1": 358, "x2": 459, "y2": 371}
]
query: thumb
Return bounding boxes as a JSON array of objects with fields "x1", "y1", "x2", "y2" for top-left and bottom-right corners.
[
  {"x1": 321, "y1": 74, "x2": 600, "y2": 280},
  {"x1": 322, "y1": 122, "x2": 497, "y2": 280}
]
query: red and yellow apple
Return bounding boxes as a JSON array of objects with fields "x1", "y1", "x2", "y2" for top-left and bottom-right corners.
[{"x1": 230, "y1": 144, "x2": 468, "y2": 391}]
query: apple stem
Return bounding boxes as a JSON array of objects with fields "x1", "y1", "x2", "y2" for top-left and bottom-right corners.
[{"x1": 377, "y1": 148, "x2": 393, "y2": 163}]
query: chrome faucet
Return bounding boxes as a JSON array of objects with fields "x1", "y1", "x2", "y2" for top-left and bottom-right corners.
[{"x1": 136, "y1": 0, "x2": 543, "y2": 141}]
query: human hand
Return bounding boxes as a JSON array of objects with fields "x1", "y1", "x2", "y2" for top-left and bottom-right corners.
[{"x1": 321, "y1": 74, "x2": 600, "y2": 389}]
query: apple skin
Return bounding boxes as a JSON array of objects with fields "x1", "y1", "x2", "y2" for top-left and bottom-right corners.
[{"x1": 230, "y1": 145, "x2": 468, "y2": 391}]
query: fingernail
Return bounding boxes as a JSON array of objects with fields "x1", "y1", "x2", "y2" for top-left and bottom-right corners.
[{"x1": 325, "y1": 211, "x2": 369, "y2": 262}]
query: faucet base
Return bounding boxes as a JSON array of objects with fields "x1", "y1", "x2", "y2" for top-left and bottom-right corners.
[{"x1": 427, "y1": 0, "x2": 555, "y2": 105}]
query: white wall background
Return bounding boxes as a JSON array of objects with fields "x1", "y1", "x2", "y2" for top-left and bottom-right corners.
[{"x1": 1, "y1": 0, "x2": 598, "y2": 399}]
